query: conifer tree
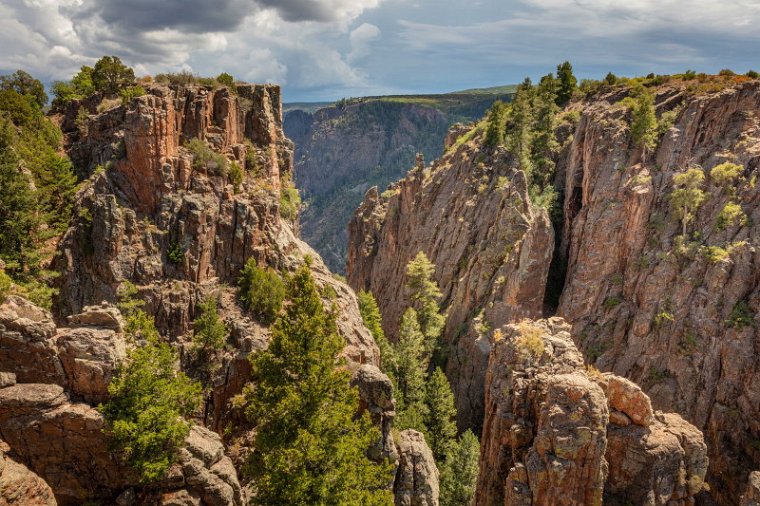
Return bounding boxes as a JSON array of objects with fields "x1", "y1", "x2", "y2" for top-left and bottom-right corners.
[
  {"x1": 405, "y1": 251, "x2": 445, "y2": 356},
  {"x1": 424, "y1": 367, "x2": 458, "y2": 461},
  {"x1": 439, "y1": 430, "x2": 480, "y2": 506},
  {"x1": 531, "y1": 73, "x2": 560, "y2": 189},
  {"x1": 358, "y1": 290, "x2": 394, "y2": 371},
  {"x1": 392, "y1": 308, "x2": 430, "y2": 432},
  {"x1": 101, "y1": 287, "x2": 202, "y2": 483},
  {"x1": 244, "y1": 264, "x2": 393, "y2": 505},
  {"x1": 506, "y1": 79, "x2": 535, "y2": 176},
  {"x1": 556, "y1": 61, "x2": 577, "y2": 106},
  {"x1": 190, "y1": 295, "x2": 228, "y2": 386},
  {"x1": 630, "y1": 89, "x2": 658, "y2": 157},
  {"x1": 484, "y1": 100, "x2": 507, "y2": 148},
  {"x1": 0, "y1": 117, "x2": 40, "y2": 272}
]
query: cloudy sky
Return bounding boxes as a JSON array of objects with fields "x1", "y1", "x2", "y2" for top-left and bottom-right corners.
[{"x1": 1, "y1": 0, "x2": 759, "y2": 102}]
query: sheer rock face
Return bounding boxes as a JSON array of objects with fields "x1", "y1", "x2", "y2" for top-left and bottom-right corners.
[
  {"x1": 53, "y1": 83, "x2": 377, "y2": 369},
  {"x1": 347, "y1": 140, "x2": 553, "y2": 431},
  {"x1": 556, "y1": 81, "x2": 760, "y2": 502},
  {"x1": 475, "y1": 318, "x2": 708, "y2": 506},
  {"x1": 351, "y1": 365, "x2": 398, "y2": 464},
  {"x1": 393, "y1": 430, "x2": 439, "y2": 506},
  {"x1": 349, "y1": 81, "x2": 760, "y2": 503},
  {"x1": 0, "y1": 444, "x2": 57, "y2": 506}
]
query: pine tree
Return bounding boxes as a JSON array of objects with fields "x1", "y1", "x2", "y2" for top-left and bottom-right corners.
[
  {"x1": 669, "y1": 168, "x2": 706, "y2": 236},
  {"x1": 392, "y1": 308, "x2": 429, "y2": 432},
  {"x1": 100, "y1": 301, "x2": 202, "y2": 483},
  {"x1": 484, "y1": 100, "x2": 507, "y2": 148},
  {"x1": 555, "y1": 61, "x2": 577, "y2": 106},
  {"x1": 630, "y1": 89, "x2": 658, "y2": 157},
  {"x1": 439, "y1": 430, "x2": 480, "y2": 506},
  {"x1": 190, "y1": 295, "x2": 227, "y2": 386},
  {"x1": 424, "y1": 367, "x2": 458, "y2": 461},
  {"x1": 405, "y1": 251, "x2": 445, "y2": 356},
  {"x1": 244, "y1": 264, "x2": 393, "y2": 505},
  {"x1": 357, "y1": 290, "x2": 394, "y2": 371},
  {"x1": 506, "y1": 79, "x2": 535, "y2": 176},
  {"x1": 531, "y1": 73, "x2": 560, "y2": 190},
  {"x1": 0, "y1": 117, "x2": 40, "y2": 272}
]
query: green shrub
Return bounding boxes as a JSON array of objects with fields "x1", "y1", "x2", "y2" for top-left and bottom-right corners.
[
  {"x1": 717, "y1": 202, "x2": 747, "y2": 229},
  {"x1": 710, "y1": 162, "x2": 743, "y2": 187},
  {"x1": 167, "y1": 240, "x2": 184, "y2": 264},
  {"x1": 216, "y1": 72, "x2": 235, "y2": 88},
  {"x1": 654, "y1": 311, "x2": 674, "y2": 328},
  {"x1": 701, "y1": 245, "x2": 729, "y2": 263},
  {"x1": 228, "y1": 161, "x2": 243, "y2": 193},
  {"x1": 185, "y1": 138, "x2": 228, "y2": 175},
  {"x1": 0, "y1": 269, "x2": 12, "y2": 302},
  {"x1": 670, "y1": 168, "x2": 706, "y2": 235},
  {"x1": 603, "y1": 296, "x2": 622, "y2": 309},
  {"x1": 120, "y1": 85, "x2": 146, "y2": 106},
  {"x1": 280, "y1": 184, "x2": 301, "y2": 221},
  {"x1": 238, "y1": 259, "x2": 285, "y2": 325},
  {"x1": 718, "y1": 69, "x2": 736, "y2": 76},
  {"x1": 100, "y1": 331, "x2": 201, "y2": 482},
  {"x1": 746, "y1": 70, "x2": 759, "y2": 79},
  {"x1": 727, "y1": 301, "x2": 754, "y2": 328}
]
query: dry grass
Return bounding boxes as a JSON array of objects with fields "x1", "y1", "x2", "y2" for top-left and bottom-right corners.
[{"x1": 516, "y1": 320, "x2": 545, "y2": 359}]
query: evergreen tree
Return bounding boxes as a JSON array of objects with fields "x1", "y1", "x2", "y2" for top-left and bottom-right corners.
[
  {"x1": 0, "y1": 70, "x2": 47, "y2": 108},
  {"x1": 484, "y1": 100, "x2": 507, "y2": 148},
  {"x1": 531, "y1": 73, "x2": 560, "y2": 189},
  {"x1": 424, "y1": 367, "x2": 457, "y2": 461},
  {"x1": 244, "y1": 264, "x2": 393, "y2": 505},
  {"x1": 392, "y1": 308, "x2": 429, "y2": 432},
  {"x1": 630, "y1": 89, "x2": 658, "y2": 157},
  {"x1": 0, "y1": 117, "x2": 40, "y2": 272},
  {"x1": 357, "y1": 290, "x2": 394, "y2": 371},
  {"x1": 555, "y1": 61, "x2": 577, "y2": 106},
  {"x1": 190, "y1": 295, "x2": 227, "y2": 385},
  {"x1": 91, "y1": 56, "x2": 136, "y2": 94},
  {"x1": 100, "y1": 301, "x2": 202, "y2": 483},
  {"x1": 506, "y1": 79, "x2": 535, "y2": 176},
  {"x1": 670, "y1": 168, "x2": 706, "y2": 236},
  {"x1": 405, "y1": 251, "x2": 444, "y2": 356},
  {"x1": 439, "y1": 430, "x2": 480, "y2": 506}
]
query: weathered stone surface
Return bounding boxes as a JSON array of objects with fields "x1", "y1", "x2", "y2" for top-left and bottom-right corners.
[
  {"x1": 555, "y1": 81, "x2": 760, "y2": 502},
  {"x1": 351, "y1": 364, "x2": 398, "y2": 463},
  {"x1": 742, "y1": 471, "x2": 760, "y2": 506},
  {"x1": 0, "y1": 384, "x2": 242, "y2": 506},
  {"x1": 67, "y1": 302, "x2": 125, "y2": 332},
  {"x1": 0, "y1": 446, "x2": 56, "y2": 506},
  {"x1": 604, "y1": 374, "x2": 654, "y2": 427},
  {"x1": 475, "y1": 318, "x2": 708, "y2": 506},
  {"x1": 0, "y1": 296, "x2": 64, "y2": 385},
  {"x1": 393, "y1": 430, "x2": 439, "y2": 506},
  {"x1": 347, "y1": 136, "x2": 553, "y2": 431}
]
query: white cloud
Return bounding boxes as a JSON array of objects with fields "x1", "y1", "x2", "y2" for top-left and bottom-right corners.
[{"x1": 348, "y1": 23, "x2": 381, "y2": 62}]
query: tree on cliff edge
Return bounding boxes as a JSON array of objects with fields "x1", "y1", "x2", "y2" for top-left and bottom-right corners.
[
  {"x1": 555, "y1": 61, "x2": 577, "y2": 106},
  {"x1": 243, "y1": 264, "x2": 392, "y2": 505},
  {"x1": 92, "y1": 56, "x2": 135, "y2": 95}
]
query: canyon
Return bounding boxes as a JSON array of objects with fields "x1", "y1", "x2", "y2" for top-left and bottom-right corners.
[{"x1": 348, "y1": 77, "x2": 760, "y2": 503}]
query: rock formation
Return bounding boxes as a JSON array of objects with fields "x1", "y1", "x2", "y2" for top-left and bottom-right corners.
[
  {"x1": 475, "y1": 318, "x2": 708, "y2": 505},
  {"x1": 393, "y1": 430, "x2": 439, "y2": 506},
  {"x1": 0, "y1": 444, "x2": 56, "y2": 506},
  {"x1": 348, "y1": 79, "x2": 760, "y2": 502},
  {"x1": 347, "y1": 135, "x2": 553, "y2": 431},
  {"x1": 742, "y1": 472, "x2": 760, "y2": 506}
]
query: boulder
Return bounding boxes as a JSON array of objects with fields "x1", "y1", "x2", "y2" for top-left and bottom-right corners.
[
  {"x1": 393, "y1": 430, "x2": 439, "y2": 506},
  {"x1": 0, "y1": 446, "x2": 56, "y2": 506}
]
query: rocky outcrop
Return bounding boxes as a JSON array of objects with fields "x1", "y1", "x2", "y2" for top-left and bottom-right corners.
[
  {"x1": 0, "y1": 382, "x2": 242, "y2": 506},
  {"x1": 0, "y1": 296, "x2": 126, "y2": 403},
  {"x1": 393, "y1": 430, "x2": 439, "y2": 506},
  {"x1": 555, "y1": 80, "x2": 760, "y2": 502},
  {"x1": 347, "y1": 134, "x2": 553, "y2": 431},
  {"x1": 475, "y1": 318, "x2": 708, "y2": 506},
  {"x1": 0, "y1": 443, "x2": 56, "y2": 506},
  {"x1": 352, "y1": 365, "x2": 398, "y2": 463},
  {"x1": 742, "y1": 472, "x2": 760, "y2": 506}
]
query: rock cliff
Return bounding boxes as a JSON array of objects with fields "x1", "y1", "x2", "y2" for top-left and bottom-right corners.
[
  {"x1": 286, "y1": 91, "x2": 513, "y2": 274},
  {"x1": 475, "y1": 318, "x2": 708, "y2": 505},
  {"x1": 347, "y1": 131, "x2": 553, "y2": 432},
  {"x1": 348, "y1": 78, "x2": 760, "y2": 502}
]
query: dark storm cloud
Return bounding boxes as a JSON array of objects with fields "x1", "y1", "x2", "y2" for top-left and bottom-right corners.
[
  {"x1": 257, "y1": 0, "x2": 337, "y2": 22},
  {"x1": 69, "y1": 0, "x2": 255, "y2": 33}
]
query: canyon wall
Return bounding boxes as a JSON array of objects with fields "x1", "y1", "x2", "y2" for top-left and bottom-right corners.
[{"x1": 348, "y1": 79, "x2": 760, "y2": 502}]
